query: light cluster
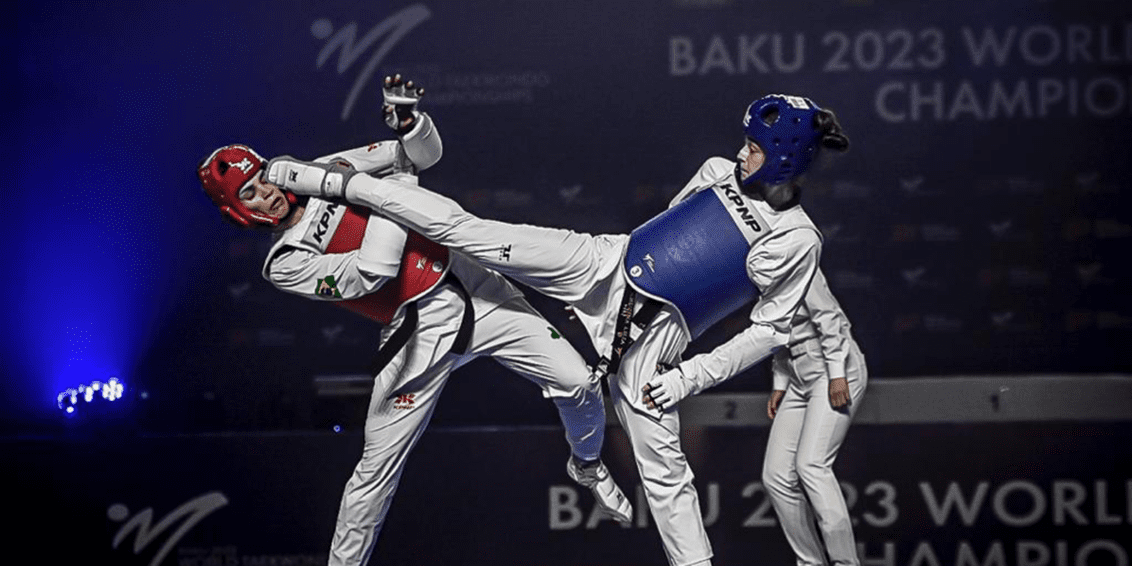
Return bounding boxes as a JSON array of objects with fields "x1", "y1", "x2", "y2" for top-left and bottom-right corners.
[{"x1": 57, "y1": 377, "x2": 126, "y2": 416}]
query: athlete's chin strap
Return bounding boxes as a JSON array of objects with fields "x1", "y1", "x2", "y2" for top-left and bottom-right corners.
[
  {"x1": 733, "y1": 165, "x2": 757, "y2": 193},
  {"x1": 734, "y1": 165, "x2": 799, "y2": 211},
  {"x1": 268, "y1": 195, "x2": 305, "y2": 231}
]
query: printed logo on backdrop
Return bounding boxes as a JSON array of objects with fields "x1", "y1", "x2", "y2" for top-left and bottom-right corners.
[
  {"x1": 634, "y1": 183, "x2": 675, "y2": 207},
  {"x1": 669, "y1": 20, "x2": 1132, "y2": 122},
  {"x1": 494, "y1": 190, "x2": 535, "y2": 208},
  {"x1": 1008, "y1": 267, "x2": 1051, "y2": 288},
  {"x1": 923, "y1": 314, "x2": 965, "y2": 333},
  {"x1": 891, "y1": 314, "x2": 964, "y2": 333},
  {"x1": 977, "y1": 268, "x2": 1007, "y2": 289},
  {"x1": 419, "y1": 67, "x2": 552, "y2": 106},
  {"x1": 822, "y1": 223, "x2": 843, "y2": 240},
  {"x1": 921, "y1": 224, "x2": 962, "y2": 242},
  {"x1": 559, "y1": 184, "x2": 584, "y2": 204},
  {"x1": 1076, "y1": 262, "x2": 1115, "y2": 287},
  {"x1": 109, "y1": 492, "x2": 228, "y2": 566},
  {"x1": 258, "y1": 328, "x2": 297, "y2": 347},
  {"x1": 110, "y1": 491, "x2": 326, "y2": 566},
  {"x1": 898, "y1": 176, "x2": 938, "y2": 197},
  {"x1": 893, "y1": 313, "x2": 965, "y2": 333},
  {"x1": 227, "y1": 282, "x2": 252, "y2": 301},
  {"x1": 1074, "y1": 171, "x2": 1121, "y2": 195},
  {"x1": 1065, "y1": 216, "x2": 1132, "y2": 241},
  {"x1": 1063, "y1": 310, "x2": 1132, "y2": 332},
  {"x1": 975, "y1": 176, "x2": 1046, "y2": 196},
  {"x1": 985, "y1": 219, "x2": 1035, "y2": 243},
  {"x1": 988, "y1": 310, "x2": 1041, "y2": 333},
  {"x1": 1095, "y1": 219, "x2": 1132, "y2": 239},
  {"x1": 312, "y1": 4, "x2": 432, "y2": 121},
  {"x1": 469, "y1": 188, "x2": 536, "y2": 209},
  {"x1": 1092, "y1": 311, "x2": 1132, "y2": 331},
  {"x1": 901, "y1": 267, "x2": 930, "y2": 287},
  {"x1": 899, "y1": 266, "x2": 949, "y2": 291},
  {"x1": 819, "y1": 223, "x2": 865, "y2": 245},
  {"x1": 1063, "y1": 216, "x2": 1095, "y2": 242},
  {"x1": 976, "y1": 267, "x2": 1051, "y2": 289},
  {"x1": 832, "y1": 270, "x2": 875, "y2": 291},
  {"x1": 831, "y1": 180, "x2": 874, "y2": 199},
  {"x1": 899, "y1": 479, "x2": 1130, "y2": 565},
  {"x1": 227, "y1": 328, "x2": 252, "y2": 348},
  {"x1": 892, "y1": 224, "x2": 919, "y2": 243},
  {"x1": 322, "y1": 323, "x2": 345, "y2": 345},
  {"x1": 225, "y1": 281, "x2": 279, "y2": 306},
  {"x1": 1067, "y1": 311, "x2": 1132, "y2": 333},
  {"x1": 891, "y1": 224, "x2": 962, "y2": 243}
]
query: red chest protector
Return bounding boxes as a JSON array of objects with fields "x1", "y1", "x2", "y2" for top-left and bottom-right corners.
[{"x1": 326, "y1": 205, "x2": 450, "y2": 324}]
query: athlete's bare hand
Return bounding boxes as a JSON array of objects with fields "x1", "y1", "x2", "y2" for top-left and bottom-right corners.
[
  {"x1": 767, "y1": 389, "x2": 784, "y2": 419},
  {"x1": 829, "y1": 377, "x2": 851, "y2": 410}
]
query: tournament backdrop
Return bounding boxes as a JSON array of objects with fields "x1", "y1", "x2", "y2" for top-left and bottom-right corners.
[
  {"x1": 9, "y1": 1, "x2": 1132, "y2": 565},
  {"x1": 12, "y1": 423, "x2": 1132, "y2": 566},
  {"x1": 10, "y1": 0, "x2": 1132, "y2": 427}
]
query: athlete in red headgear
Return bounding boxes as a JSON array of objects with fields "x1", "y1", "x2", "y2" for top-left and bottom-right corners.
[
  {"x1": 197, "y1": 76, "x2": 631, "y2": 566},
  {"x1": 263, "y1": 92, "x2": 861, "y2": 566}
]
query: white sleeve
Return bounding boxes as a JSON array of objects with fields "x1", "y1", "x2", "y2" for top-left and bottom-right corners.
[
  {"x1": 314, "y1": 112, "x2": 442, "y2": 175},
  {"x1": 676, "y1": 229, "x2": 821, "y2": 394},
  {"x1": 316, "y1": 142, "x2": 399, "y2": 173},
  {"x1": 770, "y1": 351, "x2": 793, "y2": 392},
  {"x1": 804, "y1": 270, "x2": 852, "y2": 381},
  {"x1": 668, "y1": 157, "x2": 736, "y2": 208},
  {"x1": 266, "y1": 216, "x2": 408, "y2": 300}
]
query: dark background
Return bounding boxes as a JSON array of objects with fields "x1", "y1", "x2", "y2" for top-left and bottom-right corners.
[
  {"x1": 10, "y1": 0, "x2": 1132, "y2": 434},
  {"x1": 10, "y1": 1, "x2": 1132, "y2": 564}
]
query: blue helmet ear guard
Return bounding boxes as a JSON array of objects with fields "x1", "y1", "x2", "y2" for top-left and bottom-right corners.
[{"x1": 742, "y1": 94, "x2": 829, "y2": 186}]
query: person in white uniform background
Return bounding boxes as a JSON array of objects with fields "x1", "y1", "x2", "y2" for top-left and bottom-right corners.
[
  {"x1": 263, "y1": 93, "x2": 855, "y2": 566},
  {"x1": 196, "y1": 76, "x2": 631, "y2": 566}
]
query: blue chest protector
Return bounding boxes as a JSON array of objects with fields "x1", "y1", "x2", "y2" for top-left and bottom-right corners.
[{"x1": 624, "y1": 184, "x2": 770, "y2": 339}]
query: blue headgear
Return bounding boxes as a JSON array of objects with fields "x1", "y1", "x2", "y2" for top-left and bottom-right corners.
[{"x1": 741, "y1": 94, "x2": 824, "y2": 186}]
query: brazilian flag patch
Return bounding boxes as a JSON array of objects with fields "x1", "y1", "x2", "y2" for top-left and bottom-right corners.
[{"x1": 316, "y1": 275, "x2": 343, "y2": 298}]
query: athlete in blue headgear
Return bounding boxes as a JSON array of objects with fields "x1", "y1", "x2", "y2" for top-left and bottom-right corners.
[
  {"x1": 264, "y1": 92, "x2": 862, "y2": 566},
  {"x1": 643, "y1": 94, "x2": 866, "y2": 566}
]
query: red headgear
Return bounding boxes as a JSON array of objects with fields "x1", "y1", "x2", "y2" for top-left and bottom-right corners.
[{"x1": 198, "y1": 144, "x2": 297, "y2": 227}]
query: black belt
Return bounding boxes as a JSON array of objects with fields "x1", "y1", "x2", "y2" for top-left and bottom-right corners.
[
  {"x1": 367, "y1": 274, "x2": 474, "y2": 377},
  {"x1": 594, "y1": 286, "x2": 664, "y2": 378}
]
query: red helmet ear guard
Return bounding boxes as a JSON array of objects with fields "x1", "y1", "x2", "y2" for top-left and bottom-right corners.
[{"x1": 198, "y1": 144, "x2": 296, "y2": 228}]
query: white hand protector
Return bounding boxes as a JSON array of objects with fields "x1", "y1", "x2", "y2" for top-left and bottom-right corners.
[
  {"x1": 399, "y1": 112, "x2": 441, "y2": 171},
  {"x1": 265, "y1": 156, "x2": 356, "y2": 200},
  {"x1": 383, "y1": 74, "x2": 424, "y2": 133},
  {"x1": 642, "y1": 366, "x2": 695, "y2": 412}
]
